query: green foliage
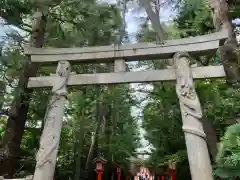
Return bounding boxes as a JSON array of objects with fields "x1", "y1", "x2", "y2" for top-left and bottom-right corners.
[
  {"x1": 174, "y1": 0, "x2": 214, "y2": 37},
  {"x1": 214, "y1": 124, "x2": 240, "y2": 179}
]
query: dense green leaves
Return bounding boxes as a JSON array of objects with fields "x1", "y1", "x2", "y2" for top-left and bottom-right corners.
[
  {"x1": 214, "y1": 124, "x2": 240, "y2": 179},
  {"x1": 174, "y1": 0, "x2": 214, "y2": 37}
]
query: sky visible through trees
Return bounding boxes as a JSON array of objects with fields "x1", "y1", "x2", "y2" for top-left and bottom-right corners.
[{"x1": 101, "y1": 0, "x2": 175, "y2": 157}]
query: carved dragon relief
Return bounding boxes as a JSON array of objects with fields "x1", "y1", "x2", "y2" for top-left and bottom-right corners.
[
  {"x1": 36, "y1": 61, "x2": 70, "y2": 169},
  {"x1": 173, "y1": 52, "x2": 206, "y2": 138}
]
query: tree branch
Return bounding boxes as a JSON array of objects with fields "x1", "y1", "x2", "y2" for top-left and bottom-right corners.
[
  {"x1": 139, "y1": 0, "x2": 167, "y2": 42},
  {"x1": 50, "y1": 12, "x2": 79, "y2": 26}
]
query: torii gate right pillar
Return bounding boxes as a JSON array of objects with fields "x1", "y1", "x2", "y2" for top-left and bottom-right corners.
[{"x1": 173, "y1": 52, "x2": 213, "y2": 180}]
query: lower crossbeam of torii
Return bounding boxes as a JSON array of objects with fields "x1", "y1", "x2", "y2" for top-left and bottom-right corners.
[{"x1": 0, "y1": 29, "x2": 228, "y2": 180}]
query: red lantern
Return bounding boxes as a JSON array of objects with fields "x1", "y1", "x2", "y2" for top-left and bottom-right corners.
[
  {"x1": 167, "y1": 161, "x2": 176, "y2": 180},
  {"x1": 117, "y1": 167, "x2": 121, "y2": 174},
  {"x1": 116, "y1": 167, "x2": 121, "y2": 180},
  {"x1": 166, "y1": 168, "x2": 176, "y2": 180},
  {"x1": 96, "y1": 160, "x2": 104, "y2": 172},
  {"x1": 93, "y1": 156, "x2": 107, "y2": 180},
  {"x1": 170, "y1": 169, "x2": 176, "y2": 180}
]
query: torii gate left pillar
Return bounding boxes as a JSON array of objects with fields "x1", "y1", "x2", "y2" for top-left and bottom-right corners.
[{"x1": 33, "y1": 61, "x2": 70, "y2": 180}]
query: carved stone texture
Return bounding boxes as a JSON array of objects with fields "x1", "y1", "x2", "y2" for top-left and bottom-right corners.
[
  {"x1": 33, "y1": 61, "x2": 71, "y2": 180},
  {"x1": 173, "y1": 52, "x2": 213, "y2": 180}
]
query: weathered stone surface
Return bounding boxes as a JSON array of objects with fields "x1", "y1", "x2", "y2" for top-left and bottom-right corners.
[
  {"x1": 32, "y1": 61, "x2": 70, "y2": 180},
  {"x1": 24, "y1": 30, "x2": 227, "y2": 64},
  {"x1": 173, "y1": 52, "x2": 213, "y2": 180},
  {"x1": 27, "y1": 65, "x2": 226, "y2": 88}
]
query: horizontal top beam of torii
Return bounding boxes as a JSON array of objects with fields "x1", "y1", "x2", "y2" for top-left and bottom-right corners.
[{"x1": 24, "y1": 30, "x2": 228, "y2": 64}]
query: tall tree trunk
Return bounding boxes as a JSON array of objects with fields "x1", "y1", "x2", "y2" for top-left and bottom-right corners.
[
  {"x1": 202, "y1": 119, "x2": 218, "y2": 161},
  {"x1": 0, "y1": 81, "x2": 6, "y2": 112},
  {"x1": 74, "y1": 110, "x2": 86, "y2": 180},
  {"x1": 74, "y1": 133, "x2": 85, "y2": 180},
  {"x1": 210, "y1": 0, "x2": 240, "y2": 86},
  {"x1": 139, "y1": 0, "x2": 167, "y2": 42},
  {"x1": 84, "y1": 85, "x2": 103, "y2": 176},
  {"x1": 0, "y1": 6, "x2": 49, "y2": 177},
  {"x1": 208, "y1": 0, "x2": 240, "y2": 159},
  {"x1": 103, "y1": 98, "x2": 113, "y2": 180}
]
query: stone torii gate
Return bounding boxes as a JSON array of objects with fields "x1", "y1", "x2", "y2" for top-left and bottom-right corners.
[{"x1": 23, "y1": 30, "x2": 228, "y2": 180}]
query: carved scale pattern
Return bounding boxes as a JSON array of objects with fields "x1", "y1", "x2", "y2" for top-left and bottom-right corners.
[
  {"x1": 173, "y1": 52, "x2": 206, "y2": 138},
  {"x1": 35, "y1": 61, "x2": 70, "y2": 168}
]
